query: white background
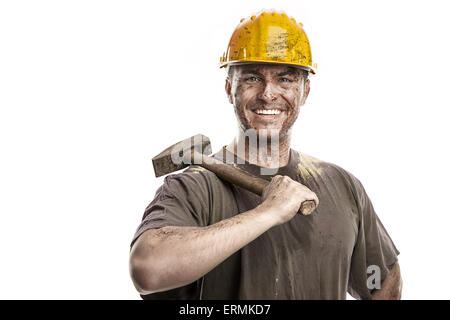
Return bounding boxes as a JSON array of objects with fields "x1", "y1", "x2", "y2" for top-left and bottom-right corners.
[{"x1": 1, "y1": 0, "x2": 449, "y2": 299}]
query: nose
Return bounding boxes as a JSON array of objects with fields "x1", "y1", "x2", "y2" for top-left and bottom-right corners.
[{"x1": 258, "y1": 82, "x2": 278, "y2": 102}]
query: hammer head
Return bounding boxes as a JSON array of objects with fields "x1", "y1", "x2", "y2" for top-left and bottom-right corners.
[{"x1": 152, "y1": 134, "x2": 212, "y2": 177}]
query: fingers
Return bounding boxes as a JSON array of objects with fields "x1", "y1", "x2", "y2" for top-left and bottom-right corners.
[
  {"x1": 259, "y1": 175, "x2": 320, "y2": 224},
  {"x1": 262, "y1": 175, "x2": 283, "y2": 199},
  {"x1": 266, "y1": 175, "x2": 318, "y2": 206}
]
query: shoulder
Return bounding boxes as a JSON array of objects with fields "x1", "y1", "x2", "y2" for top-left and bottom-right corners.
[
  {"x1": 171, "y1": 165, "x2": 227, "y2": 185},
  {"x1": 292, "y1": 150, "x2": 365, "y2": 201},
  {"x1": 160, "y1": 165, "x2": 233, "y2": 198},
  {"x1": 293, "y1": 150, "x2": 357, "y2": 182},
  {"x1": 157, "y1": 165, "x2": 238, "y2": 225}
]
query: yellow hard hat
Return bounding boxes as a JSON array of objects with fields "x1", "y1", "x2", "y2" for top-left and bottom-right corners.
[{"x1": 220, "y1": 10, "x2": 316, "y2": 74}]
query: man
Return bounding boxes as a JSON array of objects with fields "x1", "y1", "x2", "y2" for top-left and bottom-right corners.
[{"x1": 129, "y1": 10, "x2": 401, "y2": 300}]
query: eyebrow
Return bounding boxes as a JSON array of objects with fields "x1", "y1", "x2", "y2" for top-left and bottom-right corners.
[
  {"x1": 240, "y1": 70, "x2": 264, "y2": 76},
  {"x1": 277, "y1": 70, "x2": 300, "y2": 77}
]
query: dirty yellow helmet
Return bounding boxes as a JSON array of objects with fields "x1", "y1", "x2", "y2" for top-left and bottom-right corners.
[{"x1": 220, "y1": 10, "x2": 316, "y2": 74}]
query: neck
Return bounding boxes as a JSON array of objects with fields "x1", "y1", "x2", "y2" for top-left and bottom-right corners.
[{"x1": 226, "y1": 130, "x2": 291, "y2": 168}]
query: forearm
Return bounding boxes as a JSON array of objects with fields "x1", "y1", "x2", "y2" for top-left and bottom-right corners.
[
  {"x1": 371, "y1": 262, "x2": 402, "y2": 300},
  {"x1": 129, "y1": 206, "x2": 275, "y2": 295}
]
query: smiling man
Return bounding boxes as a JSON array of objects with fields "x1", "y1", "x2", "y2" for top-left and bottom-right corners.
[{"x1": 129, "y1": 10, "x2": 401, "y2": 300}]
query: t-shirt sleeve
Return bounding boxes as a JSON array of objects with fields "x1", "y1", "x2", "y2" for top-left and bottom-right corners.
[
  {"x1": 130, "y1": 168, "x2": 211, "y2": 248},
  {"x1": 347, "y1": 175, "x2": 400, "y2": 300}
]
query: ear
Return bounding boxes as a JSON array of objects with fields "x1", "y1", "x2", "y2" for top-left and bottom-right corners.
[
  {"x1": 300, "y1": 79, "x2": 311, "y2": 106},
  {"x1": 225, "y1": 78, "x2": 233, "y2": 104}
]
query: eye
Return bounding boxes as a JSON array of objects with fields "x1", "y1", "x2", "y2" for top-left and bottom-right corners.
[
  {"x1": 245, "y1": 76, "x2": 261, "y2": 83},
  {"x1": 279, "y1": 77, "x2": 293, "y2": 83}
]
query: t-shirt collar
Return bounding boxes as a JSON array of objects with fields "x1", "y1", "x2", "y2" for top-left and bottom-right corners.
[{"x1": 213, "y1": 146, "x2": 299, "y2": 180}]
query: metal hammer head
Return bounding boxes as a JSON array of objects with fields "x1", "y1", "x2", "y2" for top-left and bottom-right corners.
[{"x1": 152, "y1": 134, "x2": 212, "y2": 177}]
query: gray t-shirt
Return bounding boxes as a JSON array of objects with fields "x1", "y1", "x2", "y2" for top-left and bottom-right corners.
[{"x1": 131, "y1": 147, "x2": 399, "y2": 300}]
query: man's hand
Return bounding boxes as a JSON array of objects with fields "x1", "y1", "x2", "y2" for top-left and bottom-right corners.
[{"x1": 259, "y1": 175, "x2": 319, "y2": 226}]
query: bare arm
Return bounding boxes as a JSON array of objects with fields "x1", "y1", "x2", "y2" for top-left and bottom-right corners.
[
  {"x1": 371, "y1": 262, "x2": 402, "y2": 300},
  {"x1": 129, "y1": 206, "x2": 274, "y2": 295},
  {"x1": 129, "y1": 175, "x2": 318, "y2": 295}
]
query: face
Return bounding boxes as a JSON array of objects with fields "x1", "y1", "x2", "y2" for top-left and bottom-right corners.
[{"x1": 225, "y1": 63, "x2": 310, "y2": 139}]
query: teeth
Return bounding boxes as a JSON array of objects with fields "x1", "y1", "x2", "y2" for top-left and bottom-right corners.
[{"x1": 254, "y1": 109, "x2": 281, "y2": 115}]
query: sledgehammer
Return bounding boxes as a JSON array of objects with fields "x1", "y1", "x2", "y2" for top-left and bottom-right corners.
[{"x1": 152, "y1": 134, "x2": 317, "y2": 215}]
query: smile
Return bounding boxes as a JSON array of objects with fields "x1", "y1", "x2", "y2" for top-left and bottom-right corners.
[{"x1": 253, "y1": 109, "x2": 282, "y2": 115}]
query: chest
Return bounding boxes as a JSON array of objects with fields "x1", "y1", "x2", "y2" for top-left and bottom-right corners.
[{"x1": 233, "y1": 184, "x2": 359, "y2": 259}]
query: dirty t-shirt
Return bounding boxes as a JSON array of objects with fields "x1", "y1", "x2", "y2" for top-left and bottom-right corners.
[{"x1": 131, "y1": 147, "x2": 400, "y2": 300}]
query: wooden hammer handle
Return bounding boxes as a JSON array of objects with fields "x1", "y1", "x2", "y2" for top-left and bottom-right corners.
[{"x1": 195, "y1": 152, "x2": 317, "y2": 216}]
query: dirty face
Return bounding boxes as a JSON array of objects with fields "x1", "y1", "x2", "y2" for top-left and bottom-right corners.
[{"x1": 225, "y1": 63, "x2": 310, "y2": 139}]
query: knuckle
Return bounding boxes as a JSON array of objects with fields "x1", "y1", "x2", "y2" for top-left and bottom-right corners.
[{"x1": 270, "y1": 176, "x2": 280, "y2": 185}]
